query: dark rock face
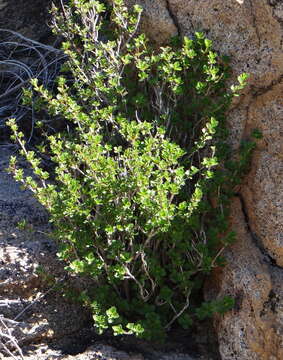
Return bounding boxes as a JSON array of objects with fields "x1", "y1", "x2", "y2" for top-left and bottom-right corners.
[{"x1": 0, "y1": 0, "x2": 54, "y2": 41}]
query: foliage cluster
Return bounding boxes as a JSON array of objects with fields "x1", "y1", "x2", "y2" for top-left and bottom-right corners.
[{"x1": 7, "y1": 0, "x2": 251, "y2": 340}]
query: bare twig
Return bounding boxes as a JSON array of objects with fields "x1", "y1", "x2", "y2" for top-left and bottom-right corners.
[
  {"x1": 0, "y1": 316, "x2": 25, "y2": 360},
  {"x1": 0, "y1": 276, "x2": 66, "y2": 359},
  {"x1": 165, "y1": 290, "x2": 191, "y2": 330},
  {"x1": 0, "y1": 29, "x2": 66, "y2": 139},
  {"x1": 13, "y1": 276, "x2": 66, "y2": 321}
]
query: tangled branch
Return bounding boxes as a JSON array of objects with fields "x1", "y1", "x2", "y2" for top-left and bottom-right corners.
[
  {"x1": 0, "y1": 315, "x2": 25, "y2": 360},
  {"x1": 0, "y1": 29, "x2": 66, "y2": 140}
]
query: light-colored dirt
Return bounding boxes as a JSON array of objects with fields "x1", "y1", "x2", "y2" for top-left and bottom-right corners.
[{"x1": 0, "y1": 145, "x2": 92, "y2": 357}]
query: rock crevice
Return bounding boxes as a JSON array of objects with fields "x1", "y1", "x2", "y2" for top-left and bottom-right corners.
[
  {"x1": 236, "y1": 192, "x2": 283, "y2": 270},
  {"x1": 165, "y1": 0, "x2": 181, "y2": 36},
  {"x1": 124, "y1": 1, "x2": 283, "y2": 358}
]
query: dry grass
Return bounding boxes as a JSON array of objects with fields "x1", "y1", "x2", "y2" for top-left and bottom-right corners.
[
  {"x1": 0, "y1": 314, "x2": 25, "y2": 360},
  {"x1": 0, "y1": 29, "x2": 66, "y2": 141}
]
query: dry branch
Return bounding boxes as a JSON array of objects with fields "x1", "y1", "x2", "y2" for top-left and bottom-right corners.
[{"x1": 0, "y1": 29, "x2": 66, "y2": 140}]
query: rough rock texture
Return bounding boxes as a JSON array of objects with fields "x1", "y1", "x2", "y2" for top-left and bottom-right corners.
[
  {"x1": 117, "y1": 0, "x2": 178, "y2": 44},
  {"x1": 207, "y1": 196, "x2": 283, "y2": 360},
  {"x1": 126, "y1": 0, "x2": 283, "y2": 359},
  {"x1": 0, "y1": 0, "x2": 54, "y2": 41},
  {"x1": 3, "y1": 343, "x2": 198, "y2": 360}
]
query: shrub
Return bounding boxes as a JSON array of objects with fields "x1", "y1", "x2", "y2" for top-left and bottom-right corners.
[{"x1": 7, "y1": 0, "x2": 249, "y2": 340}]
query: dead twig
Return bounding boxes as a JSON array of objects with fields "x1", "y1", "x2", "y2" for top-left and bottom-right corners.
[
  {"x1": 0, "y1": 315, "x2": 25, "y2": 360},
  {"x1": 0, "y1": 29, "x2": 66, "y2": 140}
]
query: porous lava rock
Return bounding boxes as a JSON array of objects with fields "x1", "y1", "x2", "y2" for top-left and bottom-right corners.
[{"x1": 121, "y1": 1, "x2": 283, "y2": 359}]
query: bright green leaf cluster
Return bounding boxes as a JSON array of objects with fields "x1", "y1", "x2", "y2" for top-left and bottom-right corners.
[{"x1": 7, "y1": 0, "x2": 252, "y2": 341}]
